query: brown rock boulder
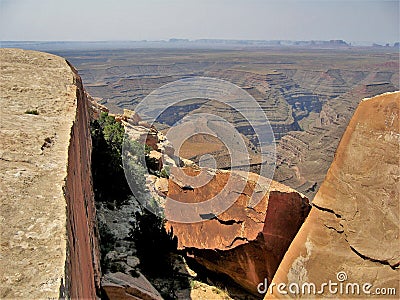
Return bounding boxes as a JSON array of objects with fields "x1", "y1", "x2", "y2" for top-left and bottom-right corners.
[
  {"x1": 155, "y1": 177, "x2": 169, "y2": 195},
  {"x1": 102, "y1": 272, "x2": 163, "y2": 300},
  {"x1": 165, "y1": 167, "x2": 310, "y2": 295},
  {"x1": 147, "y1": 150, "x2": 163, "y2": 172},
  {"x1": 124, "y1": 124, "x2": 159, "y2": 150},
  {"x1": 266, "y1": 91, "x2": 400, "y2": 298}
]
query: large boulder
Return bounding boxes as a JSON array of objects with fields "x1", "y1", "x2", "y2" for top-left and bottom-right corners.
[
  {"x1": 165, "y1": 167, "x2": 311, "y2": 295},
  {"x1": 265, "y1": 91, "x2": 400, "y2": 298}
]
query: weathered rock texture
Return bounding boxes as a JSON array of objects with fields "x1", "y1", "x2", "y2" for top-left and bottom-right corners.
[
  {"x1": 0, "y1": 49, "x2": 100, "y2": 298},
  {"x1": 266, "y1": 91, "x2": 400, "y2": 298},
  {"x1": 165, "y1": 167, "x2": 311, "y2": 295}
]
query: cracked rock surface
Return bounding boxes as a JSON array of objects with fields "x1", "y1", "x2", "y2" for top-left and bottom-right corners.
[
  {"x1": 266, "y1": 91, "x2": 399, "y2": 298},
  {"x1": 165, "y1": 166, "x2": 311, "y2": 295}
]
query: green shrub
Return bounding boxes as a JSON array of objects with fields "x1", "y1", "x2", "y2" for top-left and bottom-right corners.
[
  {"x1": 144, "y1": 144, "x2": 153, "y2": 154},
  {"x1": 123, "y1": 139, "x2": 149, "y2": 198},
  {"x1": 98, "y1": 220, "x2": 116, "y2": 271},
  {"x1": 90, "y1": 112, "x2": 131, "y2": 206}
]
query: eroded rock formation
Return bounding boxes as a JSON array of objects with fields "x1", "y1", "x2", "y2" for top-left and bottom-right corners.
[
  {"x1": 0, "y1": 49, "x2": 100, "y2": 298},
  {"x1": 118, "y1": 105, "x2": 312, "y2": 296},
  {"x1": 4, "y1": 48, "x2": 396, "y2": 299},
  {"x1": 265, "y1": 91, "x2": 400, "y2": 298},
  {"x1": 71, "y1": 48, "x2": 399, "y2": 199},
  {"x1": 165, "y1": 167, "x2": 311, "y2": 295}
]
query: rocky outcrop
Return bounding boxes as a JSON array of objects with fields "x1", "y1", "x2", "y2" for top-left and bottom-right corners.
[
  {"x1": 0, "y1": 49, "x2": 100, "y2": 298},
  {"x1": 165, "y1": 167, "x2": 311, "y2": 295},
  {"x1": 265, "y1": 91, "x2": 400, "y2": 298},
  {"x1": 117, "y1": 106, "x2": 311, "y2": 296},
  {"x1": 102, "y1": 272, "x2": 163, "y2": 300}
]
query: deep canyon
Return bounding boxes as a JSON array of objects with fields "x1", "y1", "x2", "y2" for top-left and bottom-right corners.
[{"x1": 0, "y1": 47, "x2": 398, "y2": 299}]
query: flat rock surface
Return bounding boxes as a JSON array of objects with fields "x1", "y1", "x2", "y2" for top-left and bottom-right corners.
[
  {"x1": 266, "y1": 91, "x2": 400, "y2": 298},
  {"x1": 0, "y1": 49, "x2": 76, "y2": 298}
]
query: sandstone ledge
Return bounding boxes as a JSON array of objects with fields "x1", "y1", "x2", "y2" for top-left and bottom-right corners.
[{"x1": 0, "y1": 49, "x2": 99, "y2": 298}]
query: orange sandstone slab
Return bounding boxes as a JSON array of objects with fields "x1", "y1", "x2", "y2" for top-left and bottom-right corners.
[
  {"x1": 165, "y1": 167, "x2": 310, "y2": 295},
  {"x1": 265, "y1": 91, "x2": 400, "y2": 299}
]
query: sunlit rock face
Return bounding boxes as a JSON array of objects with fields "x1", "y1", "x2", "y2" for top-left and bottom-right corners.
[
  {"x1": 266, "y1": 91, "x2": 400, "y2": 299},
  {"x1": 165, "y1": 167, "x2": 311, "y2": 295}
]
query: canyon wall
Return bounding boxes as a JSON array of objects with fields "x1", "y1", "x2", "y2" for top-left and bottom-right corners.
[
  {"x1": 64, "y1": 63, "x2": 102, "y2": 298},
  {"x1": 0, "y1": 49, "x2": 100, "y2": 298},
  {"x1": 265, "y1": 91, "x2": 399, "y2": 298}
]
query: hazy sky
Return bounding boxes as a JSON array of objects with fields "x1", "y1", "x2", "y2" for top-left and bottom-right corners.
[{"x1": 0, "y1": 0, "x2": 398, "y2": 43}]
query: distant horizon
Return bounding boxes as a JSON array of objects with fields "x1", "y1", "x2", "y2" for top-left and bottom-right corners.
[
  {"x1": 1, "y1": 38, "x2": 398, "y2": 47},
  {"x1": 1, "y1": 0, "x2": 398, "y2": 45}
]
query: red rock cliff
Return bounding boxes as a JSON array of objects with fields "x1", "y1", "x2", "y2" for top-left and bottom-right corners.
[
  {"x1": 64, "y1": 63, "x2": 101, "y2": 298},
  {"x1": 0, "y1": 49, "x2": 100, "y2": 298}
]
